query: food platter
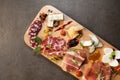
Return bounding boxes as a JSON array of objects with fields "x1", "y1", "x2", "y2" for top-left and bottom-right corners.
[{"x1": 24, "y1": 5, "x2": 120, "y2": 80}]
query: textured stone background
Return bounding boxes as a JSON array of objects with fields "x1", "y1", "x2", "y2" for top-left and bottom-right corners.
[{"x1": 0, "y1": 0, "x2": 120, "y2": 80}]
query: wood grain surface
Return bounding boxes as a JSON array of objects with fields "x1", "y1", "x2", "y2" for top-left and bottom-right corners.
[
  {"x1": 24, "y1": 5, "x2": 120, "y2": 80},
  {"x1": 0, "y1": 0, "x2": 120, "y2": 80}
]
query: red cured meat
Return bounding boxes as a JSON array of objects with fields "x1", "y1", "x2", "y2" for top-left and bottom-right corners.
[
  {"x1": 61, "y1": 50, "x2": 87, "y2": 72},
  {"x1": 41, "y1": 36, "x2": 66, "y2": 57},
  {"x1": 28, "y1": 20, "x2": 42, "y2": 47},
  {"x1": 85, "y1": 61, "x2": 112, "y2": 80}
]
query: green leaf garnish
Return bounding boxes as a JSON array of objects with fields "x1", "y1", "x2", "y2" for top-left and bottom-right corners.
[
  {"x1": 80, "y1": 42, "x2": 83, "y2": 47},
  {"x1": 47, "y1": 44, "x2": 51, "y2": 48},
  {"x1": 111, "y1": 51, "x2": 115, "y2": 56},
  {"x1": 109, "y1": 51, "x2": 115, "y2": 60},
  {"x1": 109, "y1": 56, "x2": 113, "y2": 60},
  {"x1": 72, "y1": 57, "x2": 78, "y2": 65},
  {"x1": 34, "y1": 46, "x2": 41, "y2": 54},
  {"x1": 70, "y1": 47, "x2": 77, "y2": 51},
  {"x1": 43, "y1": 30, "x2": 48, "y2": 33},
  {"x1": 34, "y1": 37, "x2": 42, "y2": 44}
]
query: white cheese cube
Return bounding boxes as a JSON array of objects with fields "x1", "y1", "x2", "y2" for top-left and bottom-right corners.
[
  {"x1": 48, "y1": 13, "x2": 63, "y2": 21},
  {"x1": 47, "y1": 20, "x2": 54, "y2": 27}
]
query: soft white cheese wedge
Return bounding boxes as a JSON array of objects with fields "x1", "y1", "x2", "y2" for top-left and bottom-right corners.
[
  {"x1": 89, "y1": 45, "x2": 95, "y2": 53},
  {"x1": 115, "y1": 50, "x2": 120, "y2": 59},
  {"x1": 102, "y1": 53, "x2": 111, "y2": 63},
  {"x1": 102, "y1": 48, "x2": 120, "y2": 67},
  {"x1": 109, "y1": 59, "x2": 119, "y2": 67},
  {"x1": 48, "y1": 13, "x2": 63, "y2": 21},
  {"x1": 103, "y1": 48, "x2": 113, "y2": 54},
  {"x1": 90, "y1": 34, "x2": 99, "y2": 46},
  {"x1": 96, "y1": 42, "x2": 103, "y2": 48},
  {"x1": 81, "y1": 40, "x2": 93, "y2": 47}
]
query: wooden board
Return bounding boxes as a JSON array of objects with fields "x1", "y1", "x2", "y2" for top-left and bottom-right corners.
[{"x1": 24, "y1": 5, "x2": 120, "y2": 80}]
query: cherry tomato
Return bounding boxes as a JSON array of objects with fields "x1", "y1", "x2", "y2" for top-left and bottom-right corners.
[{"x1": 75, "y1": 71, "x2": 83, "y2": 77}]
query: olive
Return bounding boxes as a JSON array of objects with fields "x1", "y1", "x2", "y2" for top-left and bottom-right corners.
[{"x1": 67, "y1": 38, "x2": 79, "y2": 47}]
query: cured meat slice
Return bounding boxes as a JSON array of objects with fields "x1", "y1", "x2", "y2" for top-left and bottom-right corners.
[
  {"x1": 61, "y1": 50, "x2": 87, "y2": 72},
  {"x1": 41, "y1": 36, "x2": 66, "y2": 56},
  {"x1": 101, "y1": 66, "x2": 112, "y2": 80},
  {"x1": 28, "y1": 20, "x2": 42, "y2": 47},
  {"x1": 85, "y1": 61, "x2": 112, "y2": 80}
]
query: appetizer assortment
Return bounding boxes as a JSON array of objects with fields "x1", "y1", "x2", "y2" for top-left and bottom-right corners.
[{"x1": 24, "y1": 5, "x2": 120, "y2": 80}]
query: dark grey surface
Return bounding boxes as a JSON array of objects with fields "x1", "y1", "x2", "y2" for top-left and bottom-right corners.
[{"x1": 0, "y1": 0, "x2": 120, "y2": 80}]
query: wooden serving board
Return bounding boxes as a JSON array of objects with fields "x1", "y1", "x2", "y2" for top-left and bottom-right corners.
[{"x1": 24, "y1": 5, "x2": 119, "y2": 80}]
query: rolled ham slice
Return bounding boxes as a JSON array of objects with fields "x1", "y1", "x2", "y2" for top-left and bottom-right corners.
[
  {"x1": 85, "y1": 61, "x2": 112, "y2": 80},
  {"x1": 61, "y1": 50, "x2": 87, "y2": 72}
]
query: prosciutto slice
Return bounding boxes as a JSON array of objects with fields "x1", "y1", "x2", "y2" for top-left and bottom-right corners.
[
  {"x1": 61, "y1": 50, "x2": 87, "y2": 72},
  {"x1": 85, "y1": 61, "x2": 112, "y2": 80},
  {"x1": 41, "y1": 36, "x2": 66, "y2": 56}
]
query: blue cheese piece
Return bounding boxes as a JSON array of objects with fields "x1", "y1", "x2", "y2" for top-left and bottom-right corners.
[
  {"x1": 48, "y1": 13, "x2": 63, "y2": 21},
  {"x1": 47, "y1": 13, "x2": 63, "y2": 27},
  {"x1": 47, "y1": 20, "x2": 54, "y2": 27}
]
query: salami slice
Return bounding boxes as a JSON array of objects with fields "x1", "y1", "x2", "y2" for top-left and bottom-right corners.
[{"x1": 41, "y1": 36, "x2": 66, "y2": 57}]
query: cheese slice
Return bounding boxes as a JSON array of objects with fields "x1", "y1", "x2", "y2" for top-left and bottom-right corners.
[
  {"x1": 66, "y1": 25, "x2": 83, "y2": 39},
  {"x1": 81, "y1": 40, "x2": 93, "y2": 46},
  {"x1": 66, "y1": 28, "x2": 79, "y2": 39}
]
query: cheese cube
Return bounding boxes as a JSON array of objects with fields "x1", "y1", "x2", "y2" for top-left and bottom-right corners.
[
  {"x1": 48, "y1": 13, "x2": 63, "y2": 21},
  {"x1": 47, "y1": 20, "x2": 54, "y2": 27}
]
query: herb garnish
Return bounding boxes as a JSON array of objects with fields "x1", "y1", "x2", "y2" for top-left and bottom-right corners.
[
  {"x1": 34, "y1": 46, "x2": 41, "y2": 54},
  {"x1": 72, "y1": 57, "x2": 78, "y2": 65},
  {"x1": 80, "y1": 42, "x2": 83, "y2": 47},
  {"x1": 34, "y1": 37, "x2": 42, "y2": 44},
  {"x1": 109, "y1": 51, "x2": 115, "y2": 60},
  {"x1": 46, "y1": 44, "x2": 51, "y2": 48},
  {"x1": 70, "y1": 47, "x2": 77, "y2": 51}
]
